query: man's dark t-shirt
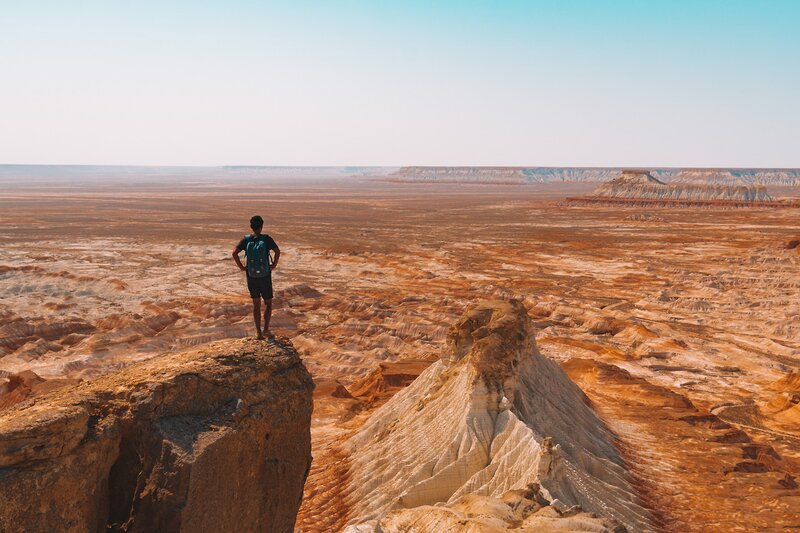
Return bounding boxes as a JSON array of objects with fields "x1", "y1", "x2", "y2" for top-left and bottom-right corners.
[
  {"x1": 236, "y1": 234, "x2": 278, "y2": 256},
  {"x1": 237, "y1": 234, "x2": 278, "y2": 299}
]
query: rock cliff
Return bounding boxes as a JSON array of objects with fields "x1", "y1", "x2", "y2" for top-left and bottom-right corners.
[
  {"x1": 0, "y1": 337, "x2": 314, "y2": 533},
  {"x1": 593, "y1": 170, "x2": 773, "y2": 202}
]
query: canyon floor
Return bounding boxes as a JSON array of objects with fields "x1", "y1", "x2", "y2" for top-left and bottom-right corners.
[{"x1": 1, "y1": 178, "x2": 799, "y2": 531}]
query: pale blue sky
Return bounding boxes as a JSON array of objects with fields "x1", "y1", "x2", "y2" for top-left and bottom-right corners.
[{"x1": 1, "y1": 1, "x2": 798, "y2": 166}]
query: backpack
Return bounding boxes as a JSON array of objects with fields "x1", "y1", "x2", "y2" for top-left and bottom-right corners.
[{"x1": 244, "y1": 235, "x2": 271, "y2": 278}]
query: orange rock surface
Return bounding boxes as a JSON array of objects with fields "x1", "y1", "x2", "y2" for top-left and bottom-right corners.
[
  {"x1": 0, "y1": 338, "x2": 313, "y2": 532},
  {"x1": 1, "y1": 177, "x2": 799, "y2": 531}
]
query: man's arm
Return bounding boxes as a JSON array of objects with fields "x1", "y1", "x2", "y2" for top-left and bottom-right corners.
[
  {"x1": 271, "y1": 244, "x2": 281, "y2": 271},
  {"x1": 232, "y1": 246, "x2": 246, "y2": 271}
]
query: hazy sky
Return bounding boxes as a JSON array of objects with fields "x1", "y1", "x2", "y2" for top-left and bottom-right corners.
[{"x1": 1, "y1": 1, "x2": 798, "y2": 167}]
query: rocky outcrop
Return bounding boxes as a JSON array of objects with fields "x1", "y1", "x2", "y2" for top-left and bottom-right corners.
[
  {"x1": 363, "y1": 484, "x2": 626, "y2": 532},
  {"x1": 0, "y1": 338, "x2": 314, "y2": 533},
  {"x1": 593, "y1": 170, "x2": 774, "y2": 202},
  {"x1": 304, "y1": 300, "x2": 654, "y2": 532}
]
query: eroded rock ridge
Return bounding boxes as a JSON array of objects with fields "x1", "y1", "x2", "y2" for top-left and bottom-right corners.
[
  {"x1": 592, "y1": 170, "x2": 773, "y2": 202},
  {"x1": 304, "y1": 300, "x2": 654, "y2": 532},
  {"x1": 387, "y1": 166, "x2": 800, "y2": 185}
]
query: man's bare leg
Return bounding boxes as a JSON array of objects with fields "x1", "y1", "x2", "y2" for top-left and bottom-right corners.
[
  {"x1": 252, "y1": 298, "x2": 264, "y2": 339},
  {"x1": 263, "y1": 298, "x2": 273, "y2": 338}
]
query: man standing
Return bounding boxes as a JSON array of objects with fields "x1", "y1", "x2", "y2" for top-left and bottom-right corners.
[{"x1": 233, "y1": 215, "x2": 280, "y2": 340}]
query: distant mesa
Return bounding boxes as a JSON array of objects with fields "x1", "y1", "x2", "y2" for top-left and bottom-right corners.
[
  {"x1": 385, "y1": 166, "x2": 616, "y2": 184},
  {"x1": 384, "y1": 166, "x2": 800, "y2": 186},
  {"x1": 614, "y1": 169, "x2": 667, "y2": 184},
  {"x1": 563, "y1": 169, "x2": 797, "y2": 208},
  {"x1": 594, "y1": 169, "x2": 772, "y2": 202}
]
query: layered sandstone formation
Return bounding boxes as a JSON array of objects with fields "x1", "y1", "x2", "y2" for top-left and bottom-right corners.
[
  {"x1": 304, "y1": 301, "x2": 653, "y2": 532},
  {"x1": 592, "y1": 170, "x2": 773, "y2": 202},
  {"x1": 387, "y1": 166, "x2": 800, "y2": 185},
  {"x1": 0, "y1": 338, "x2": 313, "y2": 533}
]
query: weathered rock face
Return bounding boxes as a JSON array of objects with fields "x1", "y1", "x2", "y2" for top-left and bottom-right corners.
[
  {"x1": 305, "y1": 300, "x2": 654, "y2": 532},
  {"x1": 369, "y1": 486, "x2": 626, "y2": 533},
  {"x1": 0, "y1": 338, "x2": 314, "y2": 533},
  {"x1": 592, "y1": 170, "x2": 774, "y2": 202},
  {"x1": 388, "y1": 166, "x2": 620, "y2": 183}
]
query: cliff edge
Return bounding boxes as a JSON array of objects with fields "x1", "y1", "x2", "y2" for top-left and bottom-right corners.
[{"x1": 0, "y1": 337, "x2": 314, "y2": 533}]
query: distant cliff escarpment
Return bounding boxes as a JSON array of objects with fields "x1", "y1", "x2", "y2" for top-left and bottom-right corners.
[
  {"x1": 387, "y1": 166, "x2": 619, "y2": 183},
  {"x1": 385, "y1": 166, "x2": 800, "y2": 186},
  {"x1": 0, "y1": 338, "x2": 314, "y2": 533}
]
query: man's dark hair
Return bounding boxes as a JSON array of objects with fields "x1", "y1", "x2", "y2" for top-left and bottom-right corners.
[{"x1": 250, "y1": 215, "x2": 264, "y2": 232}]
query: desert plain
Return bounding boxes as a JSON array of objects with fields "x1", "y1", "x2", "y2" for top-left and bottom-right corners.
[{"x1": 1, "y1": 172, "x2": 799, "y2": 531}]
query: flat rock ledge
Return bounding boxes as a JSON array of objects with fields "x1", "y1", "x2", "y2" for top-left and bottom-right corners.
[{"x1": 0, "y1": 337, "x2": 314, "y2": 533}]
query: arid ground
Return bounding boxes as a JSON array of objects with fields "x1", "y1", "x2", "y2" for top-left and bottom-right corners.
[{"x1": 1, "y1": 177, "x2": 799, "y2": 531}]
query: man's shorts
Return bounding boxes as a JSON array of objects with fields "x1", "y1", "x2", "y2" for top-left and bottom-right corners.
[{"x1": 247, "y1": 275, "x2": 273, "y2": 300}]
